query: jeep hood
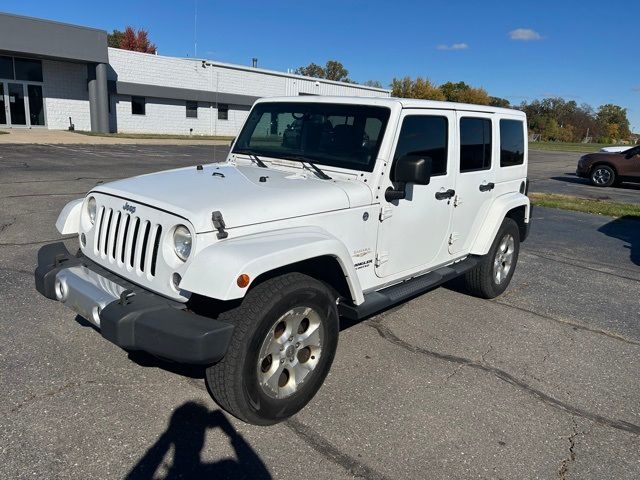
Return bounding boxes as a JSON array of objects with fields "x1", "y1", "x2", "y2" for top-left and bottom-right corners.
[{"x1": 93, "y1": 163, "x2": 371, "y2": 232}]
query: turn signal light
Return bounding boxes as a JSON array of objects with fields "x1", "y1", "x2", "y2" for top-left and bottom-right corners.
[{"x1": 237, "y1": 274, "x2": 250, "y2": 288}]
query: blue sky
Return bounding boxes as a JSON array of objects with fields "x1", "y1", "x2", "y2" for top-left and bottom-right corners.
[{"x1": 7, "y1": 0, "x2": 640, "y2": 131}]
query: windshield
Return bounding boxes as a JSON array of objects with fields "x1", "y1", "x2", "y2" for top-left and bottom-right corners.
[{"x1": 233, "y1": 102, "x2": 391, "y2": 172}]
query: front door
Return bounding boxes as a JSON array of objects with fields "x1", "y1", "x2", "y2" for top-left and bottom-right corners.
[
  {"x1": 7, "y1": 83, "x2": 27, "y2": 126},
  {"x1": 375, "y1": 110, "x2": 456, "y2": 278},
  {"x1": 0, "y1": 83, "x2": 6, "y2": 125},
  {"x1": 27, "y1": 84, "x2": 45, "y2": 126},
  {"x1": 449, "y1": 113, "x2": 496, "y2": 255}
]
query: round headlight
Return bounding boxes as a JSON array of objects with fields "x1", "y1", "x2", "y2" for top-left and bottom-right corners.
[
  {"x1": 87, "y1": 196, "x2": 97, "y2": 225},
  {"x1": 173, "y1": 225, "x2": 192, "y2": 261}
]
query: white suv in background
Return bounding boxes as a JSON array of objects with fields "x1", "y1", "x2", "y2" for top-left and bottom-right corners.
[{"x1": 36, "y1": 97, "x2": 530, "y2": 425}]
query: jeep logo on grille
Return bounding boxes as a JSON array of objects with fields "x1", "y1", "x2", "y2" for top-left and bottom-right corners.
[{"x1": 123, "y1": 202, "x2": 136, "y2": 214}]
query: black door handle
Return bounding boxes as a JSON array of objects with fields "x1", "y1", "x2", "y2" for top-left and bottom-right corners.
[
  {"x1": 435, "y1": 189, "x2": 455, "y2": 200},
  {"x1": 479, "y1": 182, "x2": 495, "y2": 192}
]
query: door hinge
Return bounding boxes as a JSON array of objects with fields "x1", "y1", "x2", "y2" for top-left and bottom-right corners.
[
  {"x1": 448, "y1": 233, "x2": 461, "y2": 245},
  {"x1": 375, "y1": 252, "x2": 389, "y2": 267},
  {"x1": 379, "y1": 205, "x2": 393, "y2": 222}
]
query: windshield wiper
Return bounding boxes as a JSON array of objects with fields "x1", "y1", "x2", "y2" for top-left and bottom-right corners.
[
  {"x1": 282, "y1": 155, "x2": 332, "y2": 180},
  {"x1": 234, "y1": 149, "x2": 268, "y2": 168}
]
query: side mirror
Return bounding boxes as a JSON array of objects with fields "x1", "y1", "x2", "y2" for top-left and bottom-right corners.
[
  {"x1": 385, "y1": 155, "x2": 433, "y2": 201},
  {"x1": 395, "y1": 155, "x2": 433, "y2": 185}
]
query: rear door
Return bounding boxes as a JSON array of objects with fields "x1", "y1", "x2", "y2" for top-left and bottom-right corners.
[{"x1": 449, "y1": 112, "x2": 496, "y2": 255}]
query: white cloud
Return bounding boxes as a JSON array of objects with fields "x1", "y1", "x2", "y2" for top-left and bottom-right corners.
[
  {"x1": 436, "y1": 43, "x2": 469, "y2": 51},
  {"x1": 509, "y1": 28, "x2": 543, "y2": 41}
]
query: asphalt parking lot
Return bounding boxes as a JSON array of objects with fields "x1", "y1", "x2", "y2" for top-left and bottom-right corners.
[
  {"x1": 529, "y1": 149, "x2": 640, "y2": 205},
  {"x1": 1, "y1": 144, "x2": 639, "y2": 479}
]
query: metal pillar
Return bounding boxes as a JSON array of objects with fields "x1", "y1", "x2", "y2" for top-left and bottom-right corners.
[{"x1": 88, "y1": 63, "x2": 109, "y2": 133}]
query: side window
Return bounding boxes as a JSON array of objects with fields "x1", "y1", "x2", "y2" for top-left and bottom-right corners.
[
  {"x1": 14, "y1": 57, "x2": 43, "y2": 82},
  {"x1": 500, "y1": 119, "x2": 525, "y2": 167},
  {"x1": 218, "y1": 104, "x2": 229, "y2": 120},
  {"x1": 186, "y1": 100, "x2": 198, "y2": 118},
  {"x1": 131, "y1": 96, "x2": 145, "y2": 115},
  {"x1": 392, "y1": 115, "x2": 448, "y2": 178},
  {"x1": 460, "y1": 117, "x2": 492, "y2": 172}
]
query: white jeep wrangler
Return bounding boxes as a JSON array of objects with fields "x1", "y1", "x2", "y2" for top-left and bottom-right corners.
[{"x1": 36, "y1": 97, "x2": 530, "y2": 425}]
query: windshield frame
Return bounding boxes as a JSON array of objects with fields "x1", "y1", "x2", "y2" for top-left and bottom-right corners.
[{"x1": 232, "y1": 101, "x2": 391, "y2": 173}]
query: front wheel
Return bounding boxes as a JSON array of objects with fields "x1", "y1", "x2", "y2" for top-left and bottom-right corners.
[
  {"x1": 463, "y1": 217, "x2": 520, "y2": 299},
  {"x1": 206, "y1": 273, "x2": 339, "y2": 425},
  {"x1": 590, "y1": 165, "x2": 616, "y2": 187}
]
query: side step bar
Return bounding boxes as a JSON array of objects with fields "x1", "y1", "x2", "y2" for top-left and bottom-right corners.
[{"x1": 339, "y1": 256, "x2": 480, "y2": 320}]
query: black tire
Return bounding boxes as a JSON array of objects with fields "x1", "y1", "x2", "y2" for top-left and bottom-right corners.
[
  {"x1": 206, "y1": 273, "x2": 339, "y2": 425},
  {"x1": 463, "y1": 218, "x2": 520, "y2": 299},
  {"x1": 590, "y1": 164, "x2": 616, "y2": 187}
]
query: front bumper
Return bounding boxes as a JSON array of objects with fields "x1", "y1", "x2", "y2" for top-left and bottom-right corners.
[
  {"x1": 35, "y1": 242, "x2": 234, "y2": 364},
  {"x1": 576, "y1": 163, "x2": 589, "y2": 178}
]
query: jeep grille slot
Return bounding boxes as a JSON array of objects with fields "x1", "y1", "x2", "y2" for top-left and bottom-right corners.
[
  {"x1": 120, "y1": 214, "x2": 130, "y2": 264},
  {"x1": 129, "y1": 217, "x2": 140, "y2": 268},
  {"x1": 139, "y1": 221, "x2": 151, "y2": 272},
  {"x1": 150, "y1": 225, "x2": 162, "y2": 276}
]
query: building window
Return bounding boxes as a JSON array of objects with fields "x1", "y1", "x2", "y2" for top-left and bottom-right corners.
[
  {"x1": 14, "y1": 57, "x2": 43, "y2": 82},
  {"x1": 393, "y1": 115, "x2": 449, "y2": 177},
  {"x1": 186, "y1": 100, "x2": 198, "y2": 118},
  {"x1": 0, "y1": 56, "x2": 14, "y2": 80},
  {"x1": 131, "y1": 96, "x2": 145, "y2": 115},
  {"x1": 500, "y1": 119, "x2": 525, "y2": 167},
  {"x1": 460, "y1": 117, "x2": 492, "y2": 172},
  {"x1": 218, "y1": 104, "x2": 229, "y2": 120}
]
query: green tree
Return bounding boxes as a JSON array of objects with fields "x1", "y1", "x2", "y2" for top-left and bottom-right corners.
[
  {"x1": 490, "y1": 96, "x2": 510, "y2": 108},
  {"x1": 325, "y1": 60, "x2": 350, "y2": 82},
  {"x1": 107, "y1": 29, "x2": 125, "y2": 48},
  {"x1": 390, "y1": 77, "x2": 445, "y2": 100},
  {"x1": 440, "y1": 81, "x2": 490, "y2": 105},
  {"x1": 363, "y1": 80, "x2": 384, "y2": 88},
  {"x1": 597, "y1": 104, "x2": 631, "y2": 141},
  {"x1": 294, "y1": 60, "x2": 352, "y2": 83}
]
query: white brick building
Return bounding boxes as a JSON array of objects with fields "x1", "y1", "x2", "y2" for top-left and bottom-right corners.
[{"x1": 0, "y1": 13, "x2": 389, "y2": 136}]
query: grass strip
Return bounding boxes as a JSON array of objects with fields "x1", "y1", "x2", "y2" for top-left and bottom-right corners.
[
  {"x1": 528, "y1": 142, "x2": 620, "y2": 153},
  {"x1": 529, "y1": 193, "x2": 640, "y2": 219},
  {"x1": 74, "y1": 131, "x2": 234, "y2": 141}
]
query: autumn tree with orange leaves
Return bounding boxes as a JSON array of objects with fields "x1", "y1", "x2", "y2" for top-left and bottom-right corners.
[{"x1": 108, "y1": 27, "x2": 157, "y2": 54}]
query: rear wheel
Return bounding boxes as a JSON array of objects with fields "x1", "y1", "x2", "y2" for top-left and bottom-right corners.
[
  {"x1": 590, "y1": 165, "x2": 616, "y2": 187},
  {"x1": 206, "y1": 273, "x2": 339, "y2": 425},
  {"x1": 464, "y1": 218, "x2": 520, "y2": 299}
]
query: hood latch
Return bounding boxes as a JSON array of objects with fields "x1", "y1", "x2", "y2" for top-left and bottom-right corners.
[{"x1": 212, "y1": 211, "x2": 228, "y2": 239}]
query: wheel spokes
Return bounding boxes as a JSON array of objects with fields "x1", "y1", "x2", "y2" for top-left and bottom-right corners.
[{"x1": 257, "y1": 306, "x2": 325, "y2": 399}]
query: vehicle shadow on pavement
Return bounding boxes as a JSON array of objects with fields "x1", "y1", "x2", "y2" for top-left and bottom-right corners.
[
  {"x1": 126, "y1": 401, "x2": 272, "y2": 480},
  {"x1": 598, "y1": 216, "x2": 640, "y2": 266}
]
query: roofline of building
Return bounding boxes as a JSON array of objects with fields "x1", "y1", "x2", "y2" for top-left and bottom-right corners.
[
  {"x1": 107, "y1": 47, "x2": 391, "y2": 94},
  {"x1": 0, "y1": 11, "x2": 107, "y2": 34}
]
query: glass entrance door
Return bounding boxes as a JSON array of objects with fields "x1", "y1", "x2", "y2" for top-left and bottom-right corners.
[
  {"x1": 0, "y1": 83, "x2": 6, "y2": 125},
  {"x1": 8, "y1": 83, "x2": 26, "y2": 126},
  {"x1": 27, "y1": 84, "x2": 44, "y2": 126}
]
